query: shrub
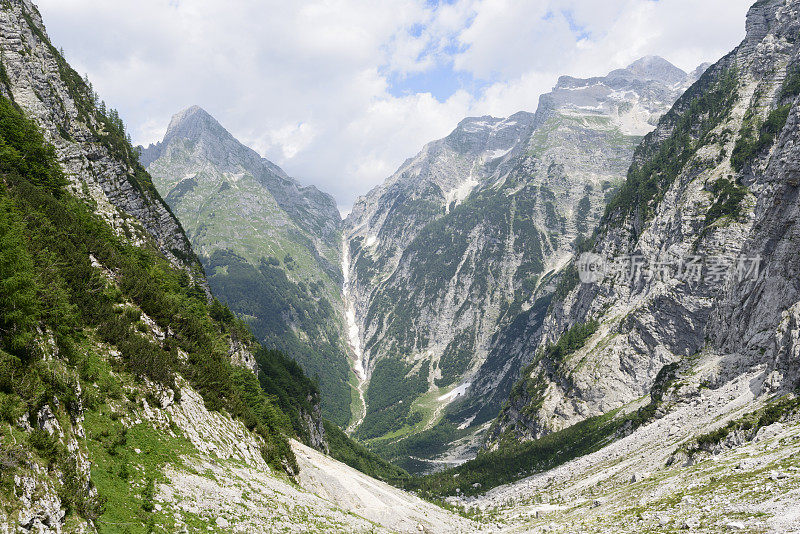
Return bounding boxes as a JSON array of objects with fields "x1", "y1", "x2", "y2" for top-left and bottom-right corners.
[
  {"x1": 29, "y1": 429, "x2": 59, "y2": 463},
  {"x1": 0, "y1": 199, "x2": 40, "y2": 357},
  {"x1": 731, "y1": 104, "x2": 791, "y2": 171},
  {"x1": 705, "y1": 177, "x2": 748, "y2": 226}
]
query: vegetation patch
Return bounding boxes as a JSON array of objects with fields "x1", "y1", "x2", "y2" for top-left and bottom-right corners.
[
  {"x1": 604, "y1": 67, "x2": 739, "y2": 227},
  {"x1": 731, "y1": 104, "x2": 791, "y2": 172},
  {"x1": 704, "y1": 177, "x2": 748, "y2": 227},
  {"x1": 404, "y1": 408, "x2": 625, "y2": 498},
  {"x1": 0, "y1": 88, "x2": 310, "y2": 520},
  {"x1": 323, "y1": 420, "x2": 410, "y2": 483},
  {"x1": 681, "y1": 395, "x2": 800, "y2": 457},
  {"x1": 206, "y1": 249, "x2": 352, "y2": 426},
  {"x1": 436, "y1": 332, "x2": 475, "y2": 388},
  {"x1": 84, "y1": 409, "x2": 195, "y2": 533},
  {"x1": 356, "y1": 358, "x2": 429, "y2": 441},
  {"x1": 542, "y1": 320, "x2": 599, "y2": 368},
  {"x1": 626, "y1": 362, "x2": 681, "y2": 430}
]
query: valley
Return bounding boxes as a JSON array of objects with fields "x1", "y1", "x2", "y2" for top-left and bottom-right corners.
[{"x1": 3, "y1": 0, "x2": 800, "y2": 532}]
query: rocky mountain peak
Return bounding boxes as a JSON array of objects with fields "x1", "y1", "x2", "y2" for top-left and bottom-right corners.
[
  {"x1": 622, "y1": 55, "x2": 687, "y2": 85},
  {"x1": 447, "y1": 112, "x2": 535, "y2": 155},
  {"x1": 164, "y1": 105, "x2": 226, "y2": 141},
  {"x1": 142, "y1": 106, "x2": 280, "y2": 180},
  {"x1": 536, "y1": 56, "x2": 696, "y2": 135}
]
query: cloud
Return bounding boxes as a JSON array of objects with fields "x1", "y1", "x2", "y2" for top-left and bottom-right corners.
[{"x1": 35, "y1": 0, "x2": 753, "y2": 211}]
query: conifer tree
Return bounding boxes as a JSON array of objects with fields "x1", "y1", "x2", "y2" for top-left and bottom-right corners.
[{"x1": 0, "y1": 199, "x2": 39, "y2": 356}]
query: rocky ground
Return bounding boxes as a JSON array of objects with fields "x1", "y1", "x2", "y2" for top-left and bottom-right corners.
[
  {"x1": 150, "y1": 382, "x2": 478, "y2": 534},
  {"x1": 460, "y1": 353, "x2": 800, "y2": 533}
]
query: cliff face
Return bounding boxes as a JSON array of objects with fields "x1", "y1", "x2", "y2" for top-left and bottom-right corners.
[
  {"x1": 490, "y1": 0, "x2": 800, "y2": 445},
  {"x1": 142, "y1": 107, "x2": 353, "y2": 426},
  {"x1": 0, "y1": 0, "x2": 196, "y2": 270},
  {"x1": 343, "y1": 57, "x2": 703, "y2": 466}
]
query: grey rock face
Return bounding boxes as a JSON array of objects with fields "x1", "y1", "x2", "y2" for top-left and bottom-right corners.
[
  {"x1": 0, "y1": 0, "x2": 196, "y2": 270},
  {"x1": 492, "y1": 0, "x2": 800, "y2": 444},
  {"x1": 343, "y1": 56, "x2": 701, "y2": 460}
]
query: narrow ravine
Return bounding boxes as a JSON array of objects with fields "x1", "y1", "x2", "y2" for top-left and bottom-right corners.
[{"x1": 342, "y1": 237, "x2": 368, "y2": 434}]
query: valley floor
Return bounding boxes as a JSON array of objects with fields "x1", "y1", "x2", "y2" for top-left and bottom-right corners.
[
  {"x1": 183, "y1": 350, "x2": 800, "y2": 534},
  {"x1": 460, "y1": 354, "x2": 800, "y2": 534}
]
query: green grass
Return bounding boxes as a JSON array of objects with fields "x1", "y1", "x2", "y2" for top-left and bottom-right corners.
[{"x1": 84, "y1": 408, "x2": 196, "y2": 533}]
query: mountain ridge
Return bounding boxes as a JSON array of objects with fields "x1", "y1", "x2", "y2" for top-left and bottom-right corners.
[
  {"x1": 341, "y1": 54, "x2": 707, "y2": 470},
  {"x1": 488, "y1": 0, "x2": 800, "y2": 446}
]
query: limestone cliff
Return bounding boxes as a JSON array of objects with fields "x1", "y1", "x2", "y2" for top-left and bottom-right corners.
[{"x1": 490, "y1": 0, "x2": 800, "y2": 445}]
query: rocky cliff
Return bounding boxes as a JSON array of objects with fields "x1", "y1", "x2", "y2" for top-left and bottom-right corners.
[
  {"x1": 142, "y1": 108, "x2": 354, "y2": 426},
  {"x1": 343, "y1": 56, "x2": 704, "y2": 468},
  {"x1": 0, "y1": 0, "x2": 196, "y2": 271},
  {"x1": 490, "y1": 0, "x2": 800, "y2": 445}
]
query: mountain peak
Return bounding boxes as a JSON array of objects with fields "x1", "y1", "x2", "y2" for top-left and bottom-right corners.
[
  {"x1": 624, "y1": 55, "x2": 687, "y2": 84},
  {"x1": 165, "y1": 105, "x2": 226, "y2": 140}
]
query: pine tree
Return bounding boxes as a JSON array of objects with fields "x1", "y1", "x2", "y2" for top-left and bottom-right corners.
[{"x1": 0, "y1": 199, "x2": 39, "y2": 356}]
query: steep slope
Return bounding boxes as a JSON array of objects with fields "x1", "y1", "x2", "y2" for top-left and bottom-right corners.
[
  {"x1": 343, "y1": 57, "x2": 703, "y2": 468},
  {"x1": 0, "y1": 3, "x2": 385, "y2": 530},
  {"x1": 0, "y1": 86, "x2": 469, "y2": 534},
  {"x1": 0, "y1": 1, "x2": 196, "y2": 271},
  {"x1": 142, "y1": 109, "x2": 354, "y2": 426},
  {"x1": 490, "y1": 0, "x2": 800, "y2": 451}
]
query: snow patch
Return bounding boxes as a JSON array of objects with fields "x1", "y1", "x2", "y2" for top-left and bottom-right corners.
[
  {"x1": 485, "y1": 147, "x2": 512, "y2": 161},
  {"x1": 438, "y1": 382, "x2": 472, "y2": 403}
]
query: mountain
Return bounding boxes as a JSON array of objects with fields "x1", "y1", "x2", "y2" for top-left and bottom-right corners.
[
  {"x1": 398, "y1": 2, "x2": 800, "y2": 530},
  {"x1": 141, "y1": 109, "x2": 354, "y2": 426},
  {"x1": 343, "y1": 55, "x2": 704, "y2": 470},
  {"x1": 9, "y1": 0, "x2": 800, "y2": 531},
  {"x1": 0, "y1": 3, "x2": 444, "y2": 532},
  {"x1": 486, "y1": 0, "x2": 800, "y2": 448}
]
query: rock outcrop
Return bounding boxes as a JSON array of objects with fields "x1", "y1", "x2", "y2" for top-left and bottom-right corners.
[{"x1": 0, "y1": 0, "x2": 196, "y2": 270}]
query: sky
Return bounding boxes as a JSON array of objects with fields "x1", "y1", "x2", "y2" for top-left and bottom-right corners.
[{"x1": 36, "y1": 0, "x2": 754, "y2": 213}]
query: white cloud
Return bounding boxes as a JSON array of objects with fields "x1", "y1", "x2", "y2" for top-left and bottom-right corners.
[{"x1": 35, "y1": 0, "x2": 753, "y2": 211}]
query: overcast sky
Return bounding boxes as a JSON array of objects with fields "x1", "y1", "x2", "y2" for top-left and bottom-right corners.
[{"x1": 36, "y1": 0, "x2": 754, "y2": 212}]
